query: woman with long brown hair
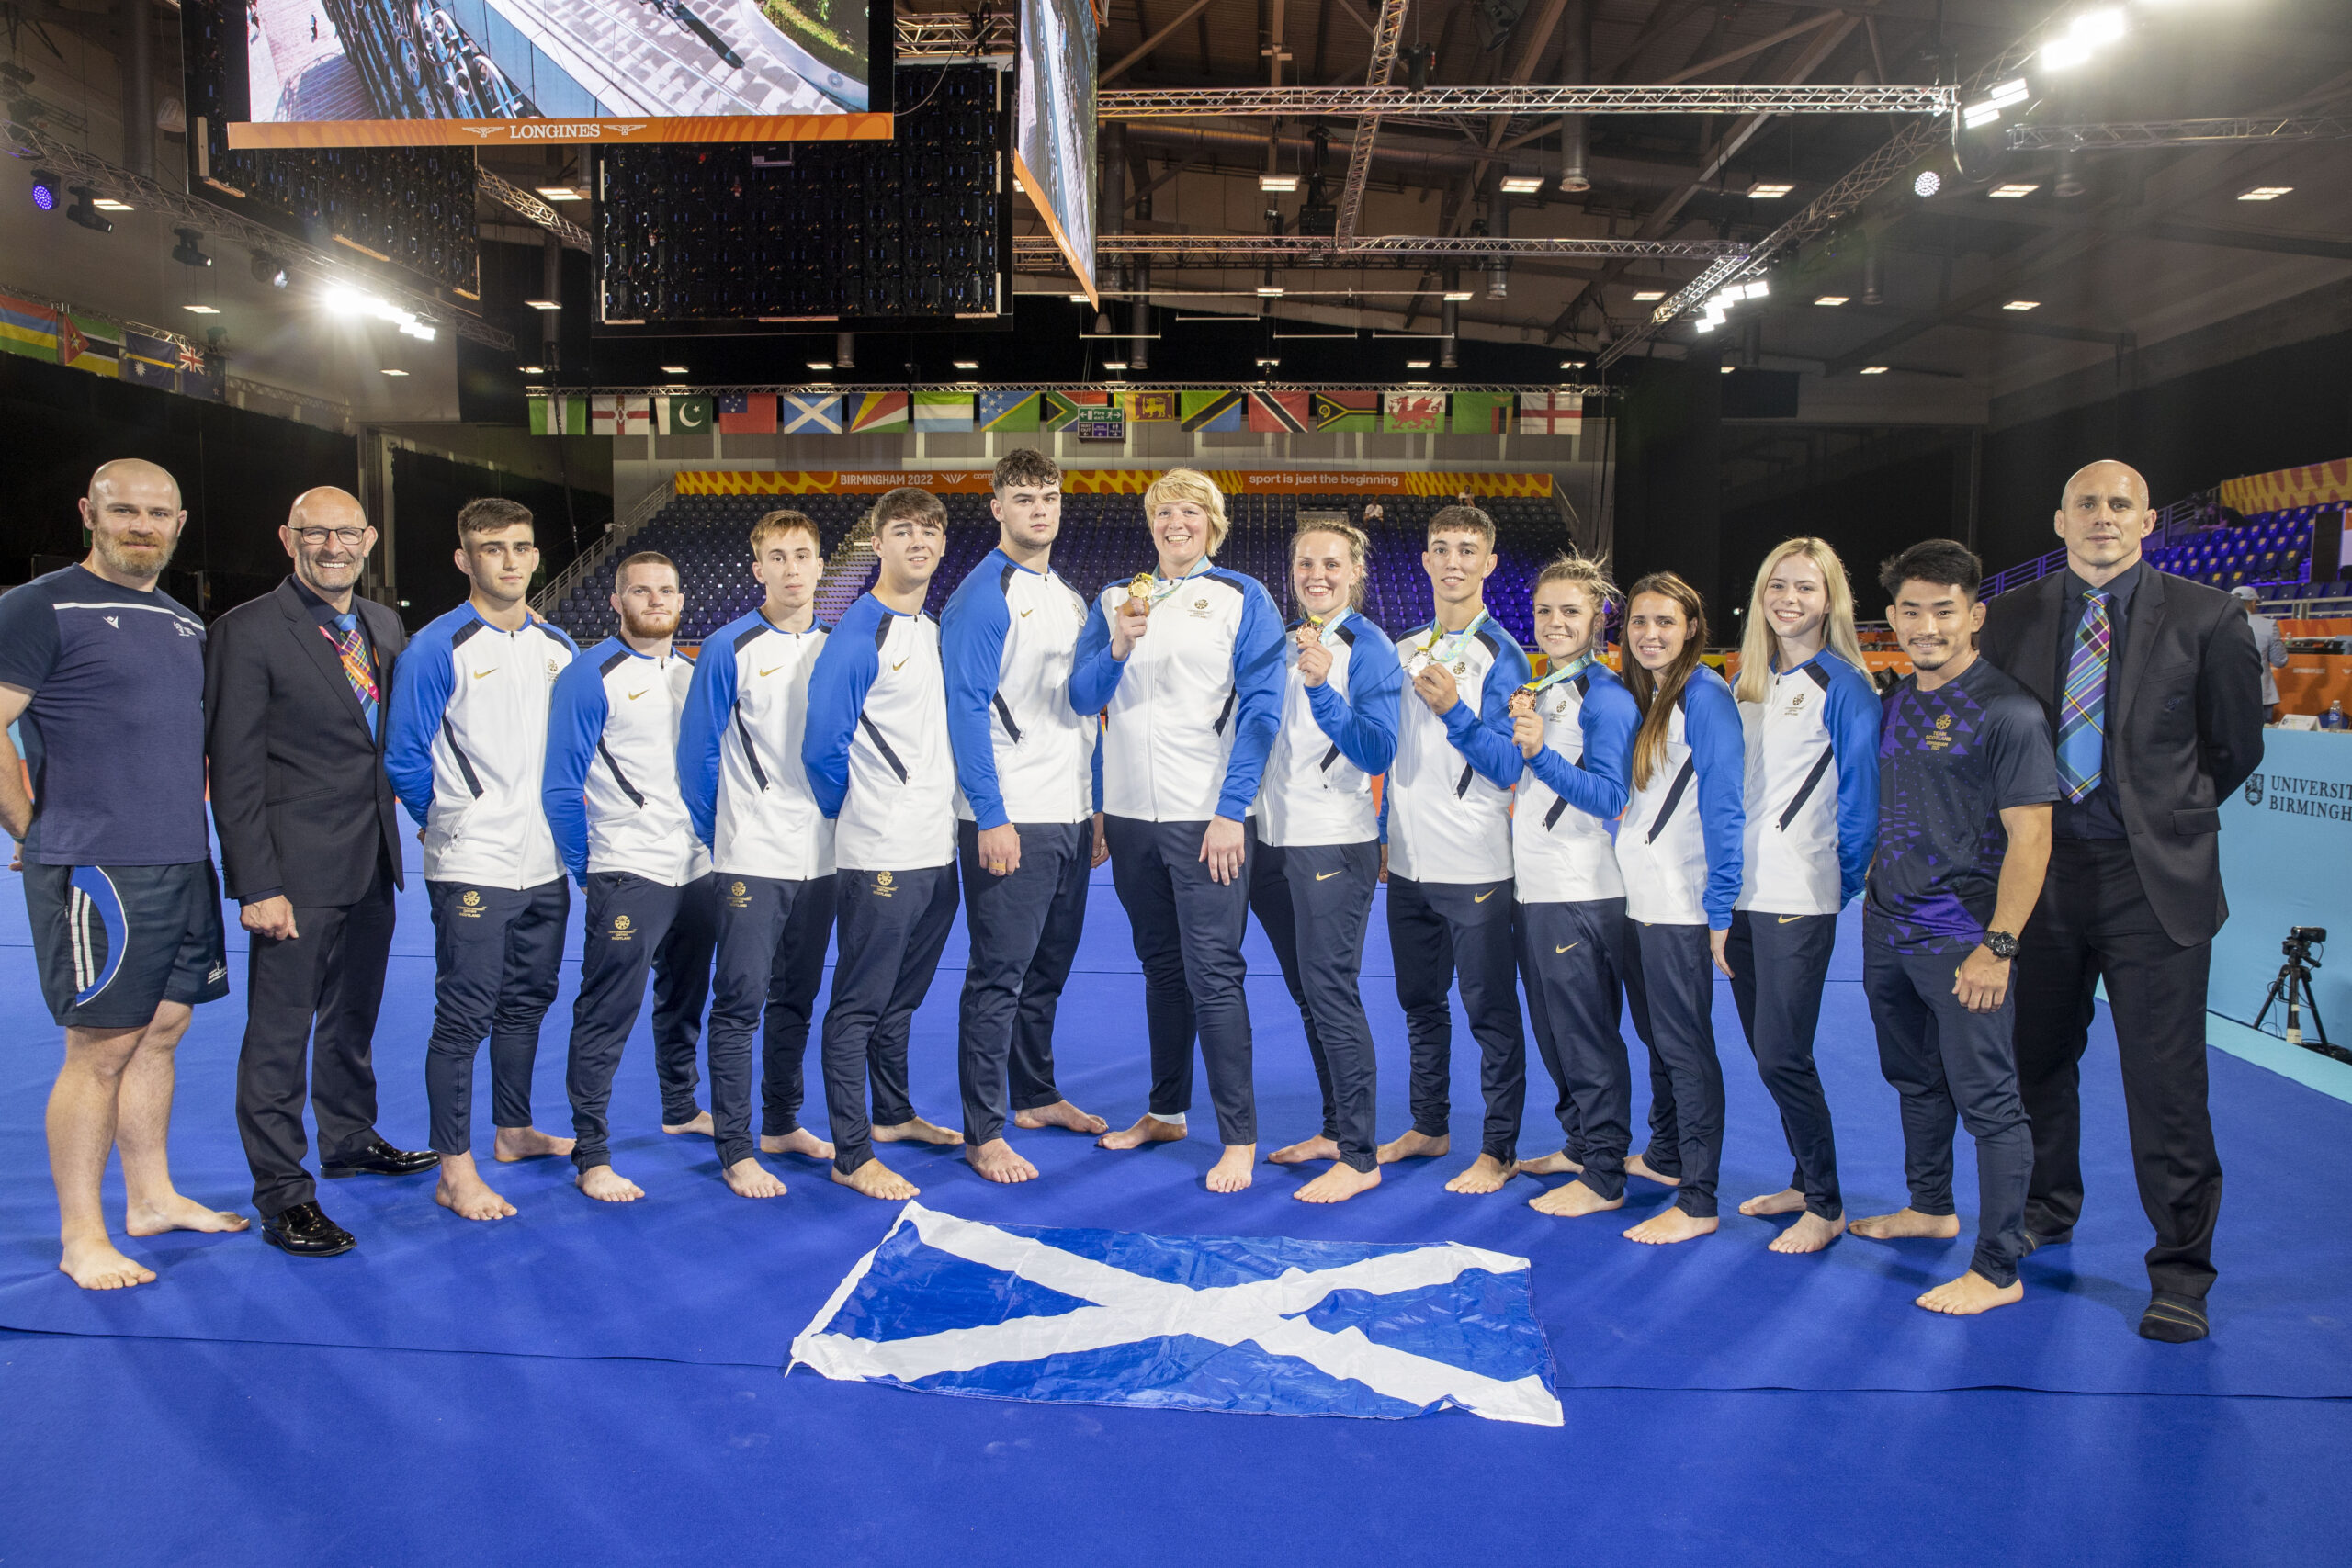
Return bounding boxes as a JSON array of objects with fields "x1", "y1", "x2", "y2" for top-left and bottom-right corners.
[{"x1": 1611, "y1": 572, "x2": 1746, "y2": 1246}]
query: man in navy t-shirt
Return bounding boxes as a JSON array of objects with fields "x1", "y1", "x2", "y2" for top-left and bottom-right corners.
[
  {"x1": 1849, "y1": 539, "x2": 2055, "y2": 1318},
  {"x1": 0, "y1": 459, "x2": 247, "y2": 1292}
]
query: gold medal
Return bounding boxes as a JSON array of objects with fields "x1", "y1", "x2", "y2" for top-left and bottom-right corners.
[{"x1": 1126, "y1": 573, "x2": 1155, "y2": 612}]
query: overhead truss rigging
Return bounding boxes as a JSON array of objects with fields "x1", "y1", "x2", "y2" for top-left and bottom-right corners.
[
  {"x1": 1016, "y1": 234, "x2": 1748, "y2": 264},
  {"x1": 2002, "y1": 115, "x2": 2352, "y2": 152},
  {"x1": 1100, "y1": 84, "x2": 1960, "y2": 118}
]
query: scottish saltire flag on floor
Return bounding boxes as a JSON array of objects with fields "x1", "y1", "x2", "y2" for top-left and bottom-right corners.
[{"x1": 789, "y1": 1203, "x2": 1562, "y2": 1425}]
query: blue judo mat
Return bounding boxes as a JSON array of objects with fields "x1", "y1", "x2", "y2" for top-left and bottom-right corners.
[{"x1": 3, "y1": 850, "x2": 2350, "y2": 1402}]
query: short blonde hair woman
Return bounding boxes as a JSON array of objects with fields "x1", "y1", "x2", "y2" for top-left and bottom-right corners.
[{"x1": 1140, "y1": 468, "x2": 1231, "y2": 556}]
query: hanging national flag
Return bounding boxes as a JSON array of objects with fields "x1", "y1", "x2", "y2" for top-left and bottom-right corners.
[
  {"x1": 529, "y1": 394, "x2": 590, "y2": 434},
  {"x1": 122, "y1": 330, "x2": 181, "y2": 392},
  {"x1": 1518, "y1": 391, "x2": 1584, "y2": 437},
  {"x1": 1127, "y1": 391, "x2": 1179, "y2": 423},
  {"x1": 0, "y1": 292, "x2": 59, "y2": 362},
  {"x1": 1383, "y1": 391, "x2": 1446, "y2": 433},
  {"x1": 1039, "y1": 389, "x2": 1089, "y2": 432},
  {"x1": 781, "y1": 393, "x2": 843, "y2": 434},
  {"x1": 1310, "y1": 391, "x2": 1379, "y2": 432},
  {"x1": 591, "y1": 394, "x2": 652, "y2": 436},
  {"x1": 718, "y1": 392, "x2": 779, "y2": 434},
  {"x1": 912, "y1": 391, "x2": 975, "y2": 433},
  {"x1": 792, "y1": 1203, "x2": 1563, "y2": 1426},
  {"x1": 1180, "y1": 389, "x2": 1246, "y2": 433},
  {"x1": 1448, "y1": 392, "x2": 1512, "y2": 434},
  {"x1": 656, "y1": 394, "x2": 714, "y2": 434},
  {"x1": 179, "y1": 344, "x2": 223, "y2": 402},
  {"x1": 847, "y1": 391, "x2": 910, "y2": 433},
  {"x1": 1246, "y1": 390, "x2": 1310, "y2": 434},
  {"x1": 979, "y1": 389, "x2": 1044, "y2": 432},
  {"x1": 57, "y1": 314, "x2": 120, "y2": 378}
]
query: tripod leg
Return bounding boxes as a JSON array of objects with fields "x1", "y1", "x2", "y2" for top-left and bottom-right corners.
[
  {"x1": 2254, "y1": 973, "x2": 2288, "y2": 1032},
  {"x1": 2301, "y1": 975, "x2": 2328, "y2": 1048}
]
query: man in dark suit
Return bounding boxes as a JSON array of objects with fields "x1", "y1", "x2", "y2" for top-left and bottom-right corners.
[
  {"x1": 1980, "y1": 459, "x2": 2264, "y2": 1343},
  {"x1": 205, "y1": 487, "x2": 437, "y2": 1256}
]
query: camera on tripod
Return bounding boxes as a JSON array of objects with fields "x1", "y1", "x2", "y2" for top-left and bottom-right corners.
[
  {"x1": 2259, "y1": 927, "x2": 2338, "y2": 1062},
  {"x1": 2283, "y1": 926, "x2": 2326, "y2": 961}
]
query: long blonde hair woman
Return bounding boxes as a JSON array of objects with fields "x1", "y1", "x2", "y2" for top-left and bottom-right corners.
[{"x1": 1735, "y1": 537, "x2": 1867, "y2": 705}]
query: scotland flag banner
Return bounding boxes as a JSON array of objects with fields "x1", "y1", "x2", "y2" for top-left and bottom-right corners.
[{"x1": 789, "y1": 1203, "x2": 1563, "y2": 1425}]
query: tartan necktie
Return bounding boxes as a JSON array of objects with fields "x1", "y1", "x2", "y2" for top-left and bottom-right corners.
[
  {"x1": 2056, "y1": 588, "x2": 2111, "y2": 803},
  {"x1": 324, "y1": 612, "x2": 379, "y2": 736}
]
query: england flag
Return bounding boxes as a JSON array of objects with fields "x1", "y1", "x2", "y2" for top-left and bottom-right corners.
[{"x1": 790, "y1": 1203, "x2": 1563, "y2": 1425}]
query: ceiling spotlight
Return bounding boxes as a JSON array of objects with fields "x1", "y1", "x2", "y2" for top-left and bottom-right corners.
[
  {"x1": 951, "y1": 358, "x2": 979, "y2": 369},
  {"x1": 182, "y1": 303, "x2": 220, "y2": 315},
  {"x1": 1815, "y1": 295, "x2": 1849, "y2": 306},
  {"x1": 806, "y1": 359, "x2": 833, "y2": 370},
  {"x1": 1721, "y1": 366, "x2": 1736, "y2": 375},
  {"x1": 1747, "y1": 182, "x2": 1793, "y2": 199},
  {"x1": 29, "y1": 169, "x2": 59, "y2": 211},
  {"x1": 535, "y1": 186, "x2": 586, "y2": 201},
  {"x1": 1442, "y1": 289, "x2": 1474, "y2": 301},
  {"x1": 1694, "y1": 317, "x2": 1717, "y2": 333},
  {"x1": 64, "y1": 186, "x2": 112, "y2": 233},
  {"x1": 1631, "y1": 289, "x2": 1666, "y2": 301},
  {"x1": 2003, "y1": 299, "x2": 2041, "y2": 310},
  {"x1": 1255, "y1": 356, "x2": 1279, "y2": 367},
  {"x1": 1257, "y1": 286, "x2": 1284, "y2": 297},
  {"x1": 1405, "y1": 358, "x2": 1431, "y2": 369},
  {"x1": 2041, "y1": 35, "x2": 2093, "y2": 69},
  {"x1": 659, "y1": 364, "x2": 690, "y2": 373},
  {"x1": 1988, "y1": 183, "x2": 2041, "y2": 198},
  {"x1": 250, "y1": 253, "x2": 289, "y2": 288},
  {"x1": 1498, "y1": 175, "x2": 1544, "y2": 195},
  {"x1": 523, "y1": 298, "x2": 560, "y2": 310},
  {"x1": 1258, "y1": 174, "x2": 1299, "y2": 193},
  {"x1": 1067, "y1": 292, "x2": 1090, "y2": 302},
  {"x1": 91, "y1": 196, "x2": 135, "y2": 212},
  {"x1": 171, "y1": 228, "x2": 213, "y2": 268},
  {"x1": 1859, "y1": 365, "x2": 1889, "y2": 375},
  {"x1": 516, "y1": 364, "x2": 544, "y2": 374},
  {"x1": 2238, "y1": 186, "x2": 2293, "y2": 201},
  {"x1": 1913, "y1": 169, "x2": 1943, "y2": 198},
  {"x1": 381, "y1": 367, "x2": 410, "y2": 377},
  {"x1": 1102, "y1": 359, "x2": 1128, "y2": 370}
]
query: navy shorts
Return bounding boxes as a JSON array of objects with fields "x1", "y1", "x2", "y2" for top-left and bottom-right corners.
[{"x1": 22, "y1": 861, "x2": 229, "y2": 1029}]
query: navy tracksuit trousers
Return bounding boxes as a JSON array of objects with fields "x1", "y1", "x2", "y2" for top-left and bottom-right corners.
[
  {"x1": 822, "y1": 863, "x2": 959, "y2": 1175},
  {"x1": 563, "y1": 871, "x2": 718, "y2": 1175},
  {"x1": 1389, "y1": 874, "x2": 1527, "y2": 1165},
  {"x1": 707, "y1": 873, "x2": 837, "y2": 1170},
  {"x1": 1247, "y1": 834, "x2": 1381, "y2": 1172},
  {"x1": 1726, "y1": 909, "x2": 1845, "y2": 1221},
  {"x1": 1517, "y1": 897, "x2": 1632, "y2": 1201},
  {"x1": 424, "y1": 877, "x2": 569, "y2": 1157},
  {"x1": 1105, "y1": 816, "x2": 1258, "y2": 1148},
  {"x1": 956, "y1": 819, "x2": 1090, "y2": 1147},
  {"x1": 1622, "y1": 918, "x2": 1724, "y2": 1219}
]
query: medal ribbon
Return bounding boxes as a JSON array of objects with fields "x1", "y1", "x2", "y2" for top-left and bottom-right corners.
[
  {"x1": 1419, "y1": 610, "x2": 1490, "y2": 666},
  {"x1": 1521, "y1": 650, "x2": 1595, "y2": 696}
]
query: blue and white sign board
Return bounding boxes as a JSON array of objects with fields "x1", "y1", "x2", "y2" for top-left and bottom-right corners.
[
  {"x1": 789, "y1": 1202, "x2": 1564, "y2": 1426},
  {"x1": 2214, "y1": 728, "x2": 2352, "y2": 1040}
]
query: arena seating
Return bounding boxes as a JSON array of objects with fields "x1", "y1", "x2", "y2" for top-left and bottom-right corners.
[
  {"x1": 2143, "y1": 506, "x2": 2335, "y2": 597},
  {"x1": 548, "y1": 488, "x2": 1574, "y2": 649}
]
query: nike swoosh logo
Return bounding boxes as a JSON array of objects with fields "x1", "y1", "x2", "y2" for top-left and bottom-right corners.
[
  {"x1": 891, "y1": 659, "x2": 908, "y2": 671},
  {"x1": 1474, "y1": 889, "x2": 1496, "y2": 903},
  {"x1": 1020, "y1": 608, "x2": 1034, "y2": 617},
  {"x1": 1316, "y1": 870, "x2": 1341, "y2": 881},
  {"x1": 758, "y1": 665, "x2": 784, "y2": 677},
  {"x1": 472, "y1": 667, "x2": 495, "y2": 679},
  {"x1": 1555, "y1": 942, "x2": 1580, "y2": 954},
  {"x1": 1778, "y1": 914, "x2": 1804, "y2": 924},
  {"x1": 627, "y1": 690, "x2": 647, "y2": 701}
]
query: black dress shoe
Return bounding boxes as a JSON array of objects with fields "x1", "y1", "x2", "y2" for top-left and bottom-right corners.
[
  {"x1": 2140, "y1": 1291, "x2": 2211, "y2": 1343},
  {"x1": 260, "y1": 1201, "x2": 356, "y2": 1258},
  {"x1": 321, "y1": 1137, "x2": 440, "y2": 1179}
]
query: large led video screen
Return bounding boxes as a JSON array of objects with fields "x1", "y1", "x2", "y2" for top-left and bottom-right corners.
[
  {"x1": 225, "y1": 0, "x2": 892, "y2": 146},
  {"x1": 1013, "y1": 0, "x2": 1094, "y2": 304}
]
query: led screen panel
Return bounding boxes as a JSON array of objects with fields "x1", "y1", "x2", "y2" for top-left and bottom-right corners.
[
  {"x1": 226, "y1": 0, "x2": 892, "y2": 146},
  {"x1": 1012, "y1": 0, "x2": 1094, "y2": 304}
]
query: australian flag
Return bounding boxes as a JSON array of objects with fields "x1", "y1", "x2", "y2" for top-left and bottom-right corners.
[{"x1": 790, "y1": 1203, "x2": 1563, "y2": 1425}]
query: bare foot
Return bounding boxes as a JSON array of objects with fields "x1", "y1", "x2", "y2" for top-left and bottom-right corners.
[
  {"x1": 576, "y1": 1165, "x2": 645, "y2": 1203},
  {"x1": 1623, "y1": 1208, "x2": 1719, "y2": 1246},
  {"x1": 1529, "y1": 1179, "x2": 1623, "y2": 1217},
  {"x1": 435, "y1": 1154, "x2": 516, "y2": 1221},
  {"x1": 1444, "y1": 1154, "x2": 1515, "y2": 1194},
  {"x1": 760, "y1": 1128, "x2": 835, "y2": 1160},
  {"x1": 1917, "y1": 1269, "x2": 2024, "y2": 1315},
  {"x1": 59, "y1": 1235, "x2": 156, "y2": 1291},
  {"x1": 1770, "y1": 1212, "x2": 1847, "y2": 1255},
  {"x1": 1624, "y1": 1154, "x2": 1681, "y2": 1188},
  {"x1": 1014, "y1": 1100, "x2": 1110, "y2": 1136},
  {"x1": 722, "y1": 1157, "x2": 787, "y2": 1199},
  {"x1": 1269, "y1": 1134, "x2": 1340, "y2": 1166},
  {"x1": 967, "y1": 1138, "x2": 1039, "y2": 1184},
  {"x1": 1376, "y1": 1130, "x2": 1449, "y2": 1165},
  {"x1": 123, "y1": 1193, "x2": 249, "y2": 1237},
  {"x1": 872, "y1": 1117, "x2": 964, "y2": 1147},
  {"x1": 662, "y1": 1111, "x2": 714, "y2": 1137},
  {"x1": 1295, "y1": 1164, "x2": 1381, "y2": 1204},
  {"x1": 1206, "y1": 1145, "x2": 1256, "y2": 1193},
  {"x1": 1098, "y1": 1115, "x2": 1188, "y2": 1150},
  {"x1": 492, "y1": 1125, "x2": 575, "y2": 1163},
  {"x1": 831, "y1": 1160, "x2": 918, "y2": 1200},
  {"x1": 1517, "y1": 1150, "x2": 1584, "y2": 1177},
  {"x1": 1738, "y1": 1186, "x2": 1806, "y2": 1217},
  {"x1": 1849, "y1": 1207, "x2": 1962, "y2": 1242}
]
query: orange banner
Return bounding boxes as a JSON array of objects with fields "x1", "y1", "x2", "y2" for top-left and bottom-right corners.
[
  {"x1": 675, "y1": 469, "x2": 1556, "y2": 497},
  {"x1": 2219, "y1": 459, "x2": 2352, "y2": 514},
  {"x1": 226, "y1": 114, "x2": 892, "y2": 149}
]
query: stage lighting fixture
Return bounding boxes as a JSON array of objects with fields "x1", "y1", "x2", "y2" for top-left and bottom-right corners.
[
  {"x1": 1499, "y1": 175, "x2": 1544, "y2": 195},
  {"x1": 1560, "y1": 360, "x2": 1579, "y2": 369},
  {"x1": 182, "y1": 304, "x2": 220, "y2": 315},
  {"x1": 251, "y1": 253, "x2": 290, "y2": 288},
  {"x1": 172, "y1": 229, "x2": 213, "y2": 268},
  {"x1": 659, "y1": 364, "x2": 689, "y2": 374},
  {"x1": 952, "y1": 359, "x2": 979, "y2": 369},
  {"x1": 29, "y1": 169, "x2": 58, "y2": 211},
  {"x1": 1631, "y1": 289, "x2": 1665, "y2": 301},
  {"x1": 2238, "y1": 186, "x2": 2292, "y2": 201},
  {"x1": 1859, "y1": 366, "x2": 1889, "y2": 375},
  {"x1": 516, "y1": 364, "x2": 545, "y2": 374},
  {"x1": 1255, "y1": 356, "x2": 1279, "y2": 367},
  {"x1": 1747, "y1": 182, "x2": 1793, "y2": 199},
  {"x1": 1913, "y1": 169, "x2": 1943, "y2": 198},
  {"x1": 322, "y1": 286, "x2": 438, "y2": 341},
  {"x1": 1815, "y1": 295, "x2": 1849, "y2": 306},
  {"x1": 1694, "y1": 317, "x2": 1717, "y2": 333},
  {"x1": 1989, "y1": 183, "x2": 2040, "y2": 198},
  {"x1": 1721, "y1": 366, "x2": 1735, "y2": 374},
  {"x1": 524, "y1": 298, "x2": 560, "y2": 310},
  {"x1": 381, "y1": 367, "x2": 409, "y2": 377},
  {"x1": 536, "y1": 186, "x2": 586, "y2": 201},
  {"x1": 2003, "y1": 299, "x2": 2041, "y2": 310},
  {"x1": 1258, "y1": 174, "x2": 1298, "y2": 193},
  {"x1": 92, "y1": 197, "x2": 134, "y2": 212},
  {"x1": 64, "y1": 186, "x2": 111, "y2": 233}
]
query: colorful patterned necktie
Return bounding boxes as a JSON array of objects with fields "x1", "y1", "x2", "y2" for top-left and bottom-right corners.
[
  {"x1": 2057, "y1": 588, "x2": 2111, "y2": 803},
  {"x1": 324, "y1": 612, "x2": 379, "y2": 736}
]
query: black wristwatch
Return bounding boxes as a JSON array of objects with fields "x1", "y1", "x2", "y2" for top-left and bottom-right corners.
[{"x1": 1983, "y1": 930, "x2": 2019, "y2": 960}]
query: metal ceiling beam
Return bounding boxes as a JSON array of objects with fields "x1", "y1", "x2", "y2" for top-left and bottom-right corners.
[
  {"x1": 1099, "y1": 83, "x2": 1957, "y2": 117},
  {"x1": 1100, "y1": 0, "x2": 1222, "y2": 85},
  {"x1": 1332, "y1": 0, "x2": 1408, "y2": 243},
  {"x1": 1013, "y1": 234, "x2": 1747, "y2": 261},
  {"x1": 477, "y1": 169, "x2": 593, "y2": 252},
  {"x1": 2002, "y1": 115, "x2": 2352, "y2": 152}
]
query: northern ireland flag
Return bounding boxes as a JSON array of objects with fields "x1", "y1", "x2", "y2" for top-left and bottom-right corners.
[
  {"x1": 718, "y1": 393, "x2": 778, "y2": 434},
  {"x1": 1519, "y1": 392, "x2": 1583, "y2": 437},
  {"x1": 781, "y1": 393, "x2": 843, "y2": 434},
  {"x1": 1246, "y1": 390, "x2": 1310, "y2": 433},
  {"x1": 848, "y1": 392, "x2": 910, "y2": 433},
  {"x1": 1383, "y1": 391, "x2": 1446, "y2": 433},
  {"x1": 790, "y1": 1203, "x2": 1563, "y2": 1426},
  {"x1": 591, "y1": 394, "x2": 651, "y2": 436}
]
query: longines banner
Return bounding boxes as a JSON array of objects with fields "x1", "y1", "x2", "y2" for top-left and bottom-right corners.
[
  {"x1": 673, "y1": 470, "x2": 1555, "y2": 498},
  {"x1": 2211, "y1": 729, "x2": 2352, "y2": 1029}
]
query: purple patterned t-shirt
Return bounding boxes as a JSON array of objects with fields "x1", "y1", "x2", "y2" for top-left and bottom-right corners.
[{"x1": 1864, "y1": 654, "x2": 2058, "y2": 954}]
